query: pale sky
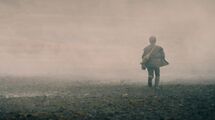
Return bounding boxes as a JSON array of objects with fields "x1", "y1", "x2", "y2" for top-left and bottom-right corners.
[{"x1": 0, "y1": 0, "x2": 215, "y2": 81}]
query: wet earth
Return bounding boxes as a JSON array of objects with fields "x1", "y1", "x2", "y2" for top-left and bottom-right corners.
[{"x1": 0, "y1": 80, "x2": 214, "y2": 120}]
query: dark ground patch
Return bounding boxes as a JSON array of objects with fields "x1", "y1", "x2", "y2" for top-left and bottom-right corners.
[{"x1": 0, "y1": 80, "x2": 215, "y2": 120}]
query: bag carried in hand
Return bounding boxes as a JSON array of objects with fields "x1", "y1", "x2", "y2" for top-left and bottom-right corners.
[
  {"x1": 140, "y1": 46, "x2": 155, "y2": 70},
  {"x1": 140, "y1": 53, "x2": 150, "y2": 70}
]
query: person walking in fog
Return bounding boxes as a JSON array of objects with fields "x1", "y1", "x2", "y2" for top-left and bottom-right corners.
[{"x1": 141, "y1": 36, "x2": 169, "y2": 88}]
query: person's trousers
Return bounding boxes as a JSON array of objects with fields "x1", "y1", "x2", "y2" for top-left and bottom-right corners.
[{"x1": 147, "y1": 67, "x2": 160, "y2": 87}]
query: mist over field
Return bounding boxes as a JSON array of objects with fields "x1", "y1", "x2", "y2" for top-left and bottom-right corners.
[
  {"x1": 0, "y1": 0, "x2": 215, "y2": 82},
  {"x1": 1, "y1": 1, "x2": 215, "y2": 119}
]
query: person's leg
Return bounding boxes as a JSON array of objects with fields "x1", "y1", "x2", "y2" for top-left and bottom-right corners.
[
  {"x1": 147, "y1": 67, "x2": 154, "y2": 87},
  {"x1": 154, "y1": 67, "x2": 160, "y2": 88}
]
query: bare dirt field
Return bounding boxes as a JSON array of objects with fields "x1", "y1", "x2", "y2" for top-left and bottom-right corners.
[{"x1": 0, "y1": 77, "x2": 214, "y2": 120}]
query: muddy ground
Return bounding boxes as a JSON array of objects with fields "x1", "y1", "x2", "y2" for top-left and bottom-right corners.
[{"x1": 0, "y1": 78, "x2": 214, "y2": 120}]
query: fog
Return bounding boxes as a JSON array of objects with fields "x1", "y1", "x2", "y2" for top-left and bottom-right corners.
[{"x1": 0, "y1": 0, "x2": 215, "y2": 82}]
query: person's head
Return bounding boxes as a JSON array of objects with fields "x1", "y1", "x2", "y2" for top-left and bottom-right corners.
[{"x1": 149, "y1": 36, "x2": 156, "y2": 45}]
